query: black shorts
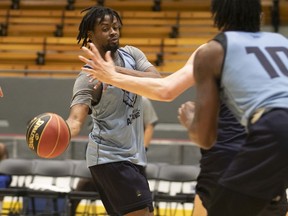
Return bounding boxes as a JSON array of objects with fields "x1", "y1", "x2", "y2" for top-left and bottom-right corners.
[
  {"x1": 209, "y1": 108, "x2": 288, "y2": 215},
  {"x1": 89, "y1": 161, "x2": 154, "y2": 215}
]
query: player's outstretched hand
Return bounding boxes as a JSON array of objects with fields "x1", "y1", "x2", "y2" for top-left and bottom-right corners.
[{"x1": 79, "y1": 43, "x2": 117, "y2": 85}]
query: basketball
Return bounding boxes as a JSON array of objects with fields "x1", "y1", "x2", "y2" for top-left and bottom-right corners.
[{"x1": 26, "y1": 113, "x2": 71, "y2": 158}]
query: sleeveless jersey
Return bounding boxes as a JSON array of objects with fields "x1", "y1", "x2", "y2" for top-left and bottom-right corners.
[{"x1": 215, "y1": 31, "x2": 288, "y2": 127}]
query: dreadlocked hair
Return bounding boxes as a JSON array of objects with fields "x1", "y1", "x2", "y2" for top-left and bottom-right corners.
[
  {"x1": 211, "y1": 0, "x2": 261, "y2": 32},
  {"x1": 77, "y1": 6, "x2": 122, "y2": 47}
]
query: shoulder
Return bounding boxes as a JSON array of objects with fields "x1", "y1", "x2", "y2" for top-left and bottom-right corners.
[
  {"x1": 142, "y1": 97, "x2": 152, "y2": 107},
  {"x1": 121, "y1": 45, "x2": 145, "y2": 56},
  {"x1": 194, "y1": 40, "x2": 224, "y2": 80}
]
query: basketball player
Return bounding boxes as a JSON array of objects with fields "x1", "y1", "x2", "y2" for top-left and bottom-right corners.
[
  {"x1": 78, "y1": 1, "x2": 288, "y2": 215},
  {"x1": 177, "y1": 0, "x2": 288, "y2": 214},
  {"x1": 70, "y1": 97, "x2": 158, "y2": 216},
  {"x1": 66, "y1": 6, "x2": 161, "y2": 216}
]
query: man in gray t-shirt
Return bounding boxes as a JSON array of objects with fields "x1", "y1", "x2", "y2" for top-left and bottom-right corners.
[{"x1": 66, "y1": 6, "x2": 160, "y2": 216}]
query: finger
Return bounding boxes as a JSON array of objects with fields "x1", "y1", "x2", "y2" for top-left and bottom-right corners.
[
  {"x1": 93, "y1": 82, "x2": 102, "y2": 90},
  {"x1": 81, "y1": 46, "x2": 95, "y2": 59},
  {"x1": 78, "y1": 55, "x2": 91, "y2": 65},
  {"x1": 82, "y1": 67, "x2": 95, "y2": 73},
  {"x1": 104, "y1": 51, "x2": 113, "y2": 63},
  {"x1": 79, "y1": 56, "x2": 97, "y2": 70},
  {"x1": 89, "y1": 77, "x2": 95, "y2": 83},
  {"x1": 103, "y1": 83, "x2": 109, "y2": 92},
  {"x1": 88, "y1": 43, "x2": 104, "y2": 62}
]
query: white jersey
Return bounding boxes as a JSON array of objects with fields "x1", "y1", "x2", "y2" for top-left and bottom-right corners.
[{"x1": 216, "y1": 31, "x2": 288, "y2": 127}]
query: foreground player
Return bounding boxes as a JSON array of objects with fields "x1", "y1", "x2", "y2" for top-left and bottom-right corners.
[
  {"x1": 79, "y1": 1, "x2": 288, "y2": 215},
  {"x1": 66, "y1": 6, "x2": 161, "y2": 216},
  {"x1": 180, "y1": 0, "x2": 288, "y2": 215}
]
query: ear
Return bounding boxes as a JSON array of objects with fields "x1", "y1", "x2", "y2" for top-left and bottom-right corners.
[{"x1": 87, "y1": 31, "x2": 94, "y2": 41}]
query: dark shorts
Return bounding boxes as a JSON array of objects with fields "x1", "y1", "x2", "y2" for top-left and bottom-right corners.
[
  {"x1": 198, "y1": 182, "x2": 287, "y2": 216},
  {"x1": 209, "y1": 108, "x2": 288, "y2": 215},
  {"x1": 89, "y1": 161, "x2": 154, "y2": 215}
]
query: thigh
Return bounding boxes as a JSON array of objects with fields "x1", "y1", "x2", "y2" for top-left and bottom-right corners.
[{"x1": 192, "y1": 194, "x2": 207, "y2": 216}]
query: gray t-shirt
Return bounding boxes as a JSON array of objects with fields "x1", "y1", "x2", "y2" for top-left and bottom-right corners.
[
  {"x1": 142, "y1": 97, "x2": 158, "y2": 128},
  {"x1": 70, "y1": 46, "x2": 153, "y2": 167}
]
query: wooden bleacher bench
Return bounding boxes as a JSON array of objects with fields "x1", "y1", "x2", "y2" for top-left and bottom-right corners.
[
  {"x1": 62, "y1": 10, "x2": 84, "y2": 37},
  {"x1": 0, "y1": 10, "x2": 8, "y2": 23},
  {"x1": 158, "y1": 37, "x2": 209, "y2": 73},
  {"x1": 0, "y1": 36, "x2": 45, "y2": 67},
  {"x1": 120, "y1": 11, "x2": 179, "y2": 38},
  {"x1": 43, "y1": 37, "x2": 83, "y2": 67},
  {"x1": 160, "y1": 0, "x2": 210, "y2": 11},
  {"x1": 178, "y1": 11, "x2": 218, "y2": 38},
  {"x1": 104, "y1": 0, "x2": 154, "y2": 11},
  {"x1": 162, "y1": 37, "x2": 208, "y2": 62},
  {"x1": 0, "y1": 0, "x2": 11, "y2": 10},
  {"x1": 17, "y1": 0, "x2": 68, "y2": 10},
  {"x1": 279, "y1": 0, "x2": 288, "y2": 25},
  {"x1": 120, "y1": 38, "x2": 162, "y2": 64},
  {"x1": 7, "y1": 9, "x2": 64, "y2": 37}
]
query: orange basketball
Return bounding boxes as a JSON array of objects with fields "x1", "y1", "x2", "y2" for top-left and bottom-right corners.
[{"x1": 26, "y1": 113, "x2": 71, "y2": 158}]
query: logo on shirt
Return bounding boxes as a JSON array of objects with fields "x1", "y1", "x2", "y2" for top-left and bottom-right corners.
[{"x1": 123, "y1": 90, "x2": 137, "y2": 107}]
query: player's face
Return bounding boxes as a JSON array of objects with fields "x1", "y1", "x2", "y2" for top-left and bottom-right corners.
[{"x1": 91, "y1": 15, "x2": 121, "y2": 55}]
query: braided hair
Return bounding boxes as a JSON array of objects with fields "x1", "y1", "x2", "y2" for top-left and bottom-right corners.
[
  {"x1": 77, "y1": 6, "x2": 122, "y2": 47},
  {"x1": 211, "y1": 0, "x2": 261, "y2": 32}
]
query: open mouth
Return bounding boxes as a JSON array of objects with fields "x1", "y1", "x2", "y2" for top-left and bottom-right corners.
[{"x1": 110, "y1": 38, "x2": 119, "y2": 43}]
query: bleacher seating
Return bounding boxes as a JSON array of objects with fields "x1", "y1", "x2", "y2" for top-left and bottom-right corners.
[
  {"x1": 12, "y1": 0, "x2": 68, "y2": 10},
  {"x1": 119, "y1": 37, "x2": 163, "y2": 65},
  {"x1": 121, "y1": 11, "x2": 179, "y2": 38},
  {"x1": 279, "y1": 0, "x2": 288, "y2": 25},
  {"x1": 164, "y1": 37, "x2": 206, "y2": 58},
  {"x1": 0, "y1": 36, "x2": 44, "y2": 66},
  {"x1": 0, "y1": 0, "x2": 284, "y2": 77},
  {"x1": 0, "y1": 0, "x2": 11, "y2": 9},
  {"x1": 160, "y1": 0, "x2": 210, "y2": 11},
  {"x1": 178, "y1": 11, "x2": 218, "y2": 37},
  {"x1": 6, "y1": 9, "x2": 63, "y2": 37}
]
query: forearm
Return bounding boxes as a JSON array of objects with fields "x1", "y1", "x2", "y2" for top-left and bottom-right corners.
[
  {"x1": 144, "y1": 125, "x2": 154, "y2": 148},
  {"x1": 108, "y1": 64, "x2": 194, "y2": 101},
  {"x1": 66, "y1": 119, "x2": 82, "y2": 138},
  {"x1": 66, "y1": 104, "x2": 89, "y2": 138}
]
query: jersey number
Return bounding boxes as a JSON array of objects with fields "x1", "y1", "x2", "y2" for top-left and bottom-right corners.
[{"x1": 246, "y1": 47, "x2": 288, "y2": 78}]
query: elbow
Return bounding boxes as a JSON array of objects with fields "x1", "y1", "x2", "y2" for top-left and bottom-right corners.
[
  {"x1": 199, "y1": 140, "x2": 214, "y2": 150},
  {"x1": 202, "y1": 136, "x2": 216, "y2": 150},
  {"x1": 156, "y1": 86, "x2": 175, "y2": 102},
  {"x1": 188, "y1": 132, "x2": 216, "y2": 150}
]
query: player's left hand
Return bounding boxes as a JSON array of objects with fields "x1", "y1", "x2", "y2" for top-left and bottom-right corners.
[{"x1": 178, "y1": 101, "x2": 195, "y2": 129}]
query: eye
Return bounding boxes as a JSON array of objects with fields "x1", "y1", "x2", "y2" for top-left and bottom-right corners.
[{"x1": 113, "y1": 26, "x2": 119, "y2": 31}]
